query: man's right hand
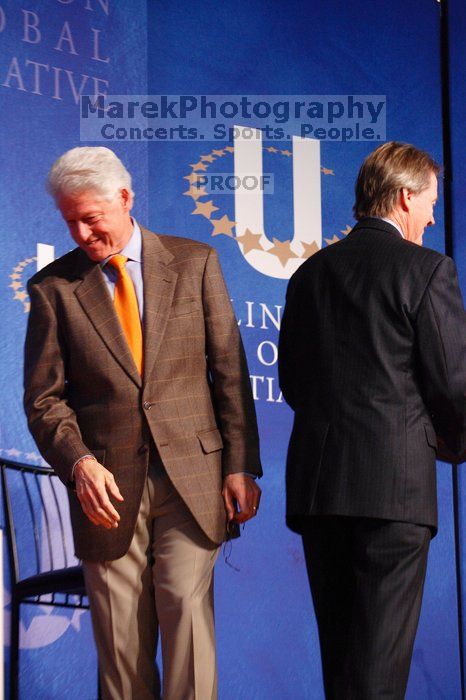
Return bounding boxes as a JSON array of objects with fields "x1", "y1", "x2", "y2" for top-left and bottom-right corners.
[{"x1": 74, "y1": 457, "x2": 124, "y2": 529}]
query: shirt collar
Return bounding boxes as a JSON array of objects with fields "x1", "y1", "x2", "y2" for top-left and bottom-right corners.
[
  {"x1": 101, "y1": 218, "x2": 142, "y2": 268},
  {"x1": 380, "y1": 217, "x2": 405, "y2": 239}
]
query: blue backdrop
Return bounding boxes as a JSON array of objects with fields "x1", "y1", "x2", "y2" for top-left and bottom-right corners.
[{"x1": 0, "y1": 0, "x2": 464, "y2": 697}]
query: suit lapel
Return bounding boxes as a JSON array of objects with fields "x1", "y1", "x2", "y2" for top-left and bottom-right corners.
[
  {"x1": 74, "y1": 254, "x2": 142, "y2": 388},
  {"x1": 140, "y1": 227, "x2": 178, "y2": 382}
]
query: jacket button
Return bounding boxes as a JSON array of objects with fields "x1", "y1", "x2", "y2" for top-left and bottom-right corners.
[
  {"x1": 138, "y1": 444, "x2": 149, "y2": 455},
  {"x1": 143, "y1": 401, "x2": 151, "y2": 410}
]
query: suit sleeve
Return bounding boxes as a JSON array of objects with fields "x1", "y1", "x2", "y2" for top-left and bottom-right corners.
[
  {"x1": 24, "y1": 280, "x2": 91, "y2": 485},
  {"x1": 414, "y1": 256, "x2": 466, "y2": 458},
  {"x1": 278, "y1": 271, "x2": 308, "y2": 411},
  {"x1": 202, "y1": 248, "x2": 262, "y2": 477}
]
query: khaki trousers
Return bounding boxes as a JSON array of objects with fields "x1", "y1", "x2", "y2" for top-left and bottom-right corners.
[{"x1": 83, "y1": 461, "x2": 220, "y2": 700}]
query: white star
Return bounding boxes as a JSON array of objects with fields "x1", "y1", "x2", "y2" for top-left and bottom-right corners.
[
  {"x1": 25, "y1": 451, "x2": 42, "y2": 462},
  {"x1": 5, "y1": 448, "x2": 21, "y2": 458}
]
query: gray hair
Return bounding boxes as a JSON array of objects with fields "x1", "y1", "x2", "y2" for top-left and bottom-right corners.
[
  {"x1": 46, "y1": 146, "x2": 134, "y2": 203},
  {"x1": 353, "y1": 141, "x2": 440, "y2": 220}
]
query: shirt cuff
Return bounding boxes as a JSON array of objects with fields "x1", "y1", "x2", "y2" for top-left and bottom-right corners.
[{"x1": 71, "y1": 454, "x2": 96, "y2": 480}]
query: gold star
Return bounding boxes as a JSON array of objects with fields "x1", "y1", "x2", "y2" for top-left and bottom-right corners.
[
  {"x1": 301, "y1": 241, "x2": 320, "y2": 258},
  {"x1": 14, "y1": 290, "x2": 28, "y2": 302},
  {"x1": 192, "y1": 200, "x2": 219, "y2": 218},
  {"x1": 340, "y1": 224, "x2": 352, "y2": 236},
  {"x1": 189, "y1": 161, "x2": 208, "y2": 171},
  {"x1": 9, "y1": 273, "x2": 21, "y2": 280},
  {"x1": 224, "y1": 146, "x2": 234, "y2": 153},
  {"x1": 324, "y1": 235, "x2": 340, "y2": 245},
  {"x1": 266, "y1": 147, "x2": 278, "y2": 153},
  {"x1": 200, "y1": 154, "x2": 215, "y2": 163},
  {"x1": 211, "y1": 215, "x2": 236, "y2": 237},
  {"x1": 281, "y1": 149, "x2": 292, "y2": 157},
  {"x1": 25, "y1": 257, "x2": 34, "y2": 264},
  {"x1": 268, "y1": 238, "x2": 299, "y2": 267},
  {"x1": 212, "y1": 149, "x2": 225, "y2": 156},
  {"x1": 184, "y1": 172, "x2": 203, "y2": 185},
  {"x1": 13, "y1": 266, "x2": 22, "y2": 273},
  {"x1": 183, "y1": 186, "x2": 208, "y2": 201},
  {"x1": 321, "y1": 167, "x2": 334, "y2": 175},
  {"x1": 236, "y1": 228, "x2": 264, "y2": 254},
  {"x1": 9, "y1": 281, "x2": 22, "y2": 290},
  {"x1": 24, "y1": 302, "x2": 30, "y2": 313}
]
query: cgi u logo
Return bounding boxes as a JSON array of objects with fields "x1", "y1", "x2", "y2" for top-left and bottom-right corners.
[{"x1": 233, "y1": 127, "x2": 322, "y2": 279}]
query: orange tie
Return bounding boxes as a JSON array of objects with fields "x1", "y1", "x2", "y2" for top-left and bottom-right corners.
[{"x1": 107, "y1": 255, "x2": 143, "y2": 375}]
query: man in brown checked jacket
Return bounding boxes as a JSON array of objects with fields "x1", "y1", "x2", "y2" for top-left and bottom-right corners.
[{"x1": 24, "y1": 146, "x2": 262, "y2": 700}]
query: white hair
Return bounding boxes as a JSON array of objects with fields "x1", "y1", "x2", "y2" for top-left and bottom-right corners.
[{"x1": 46, "y1": 146, "x2": 134, "y2": 203}]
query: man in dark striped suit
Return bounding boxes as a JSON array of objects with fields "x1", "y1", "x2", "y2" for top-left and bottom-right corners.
[{"x1": 279, "y1": 142, "x2": 465, "y2": 699}]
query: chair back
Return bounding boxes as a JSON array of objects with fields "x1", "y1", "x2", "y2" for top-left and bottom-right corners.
[{"x1": 1, "y1": 459, "x2": 84, "y2": 606}]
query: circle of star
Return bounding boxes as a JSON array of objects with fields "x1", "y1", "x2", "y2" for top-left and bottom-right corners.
[
  {"x1": 183, "y1": 148, "x2": 352, "y2": 264},
  {"x1": 10, "y1": 258, "x2": 36, "y2": 312}
]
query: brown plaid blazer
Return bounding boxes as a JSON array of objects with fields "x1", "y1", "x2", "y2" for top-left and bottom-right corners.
[{"x1": 24, "y1": 227, "x2": 262, "y2": 561}]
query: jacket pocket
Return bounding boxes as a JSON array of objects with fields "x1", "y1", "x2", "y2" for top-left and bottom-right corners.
[
  {"x1": 169, "y1": 300, "x2": 199, "y2": 318},
  {"x1": 197, "y1": 428, "x2": 224, "y2": 453},
  {"x1": 286, "y1": 420, "x2": 330, "y2": 516},
  {"x1": 424, "y1": 424, "x2": 438, "y2": 451}
]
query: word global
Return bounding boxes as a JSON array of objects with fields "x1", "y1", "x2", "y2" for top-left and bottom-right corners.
[{"x1": 1, "y1": 5, "x2": 110, "y2": 104}]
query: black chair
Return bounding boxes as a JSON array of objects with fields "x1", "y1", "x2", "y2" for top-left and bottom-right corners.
[{"x1": 1, "y1": 458, "x2": 99, "y2": 700}]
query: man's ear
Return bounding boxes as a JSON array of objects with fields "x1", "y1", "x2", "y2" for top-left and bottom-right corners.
[
  {"x1": 120, "y1": 187, "x2": 133, "y2": 211},
  {"x1": 399, "y1": 187, "x2": 411, "y2": 213}
]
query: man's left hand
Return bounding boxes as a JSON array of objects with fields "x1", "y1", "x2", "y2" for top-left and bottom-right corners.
[{"x1": 222, "y1": 473, "x2": 261, "y2": 524}]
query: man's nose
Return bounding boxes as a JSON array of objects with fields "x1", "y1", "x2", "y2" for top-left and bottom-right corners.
[{"x1": 74, "y1": 221, "x2": 92, "y2": 238}]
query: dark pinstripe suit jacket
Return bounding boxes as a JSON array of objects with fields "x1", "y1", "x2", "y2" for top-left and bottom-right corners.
[
  {"x1": 279, "y1": 218, "x2": 465, "y2": 534},
  {"x1": 24, "y1": 227, "x2": 262, "y2": 560}
]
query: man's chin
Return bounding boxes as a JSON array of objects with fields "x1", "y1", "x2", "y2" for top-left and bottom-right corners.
[
  {"x1": 84, "y1": 251, "x2": 106, "y2": 262},
  {"x1": 81, "y1": 245, "x2": 108, "y2": 262}
]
